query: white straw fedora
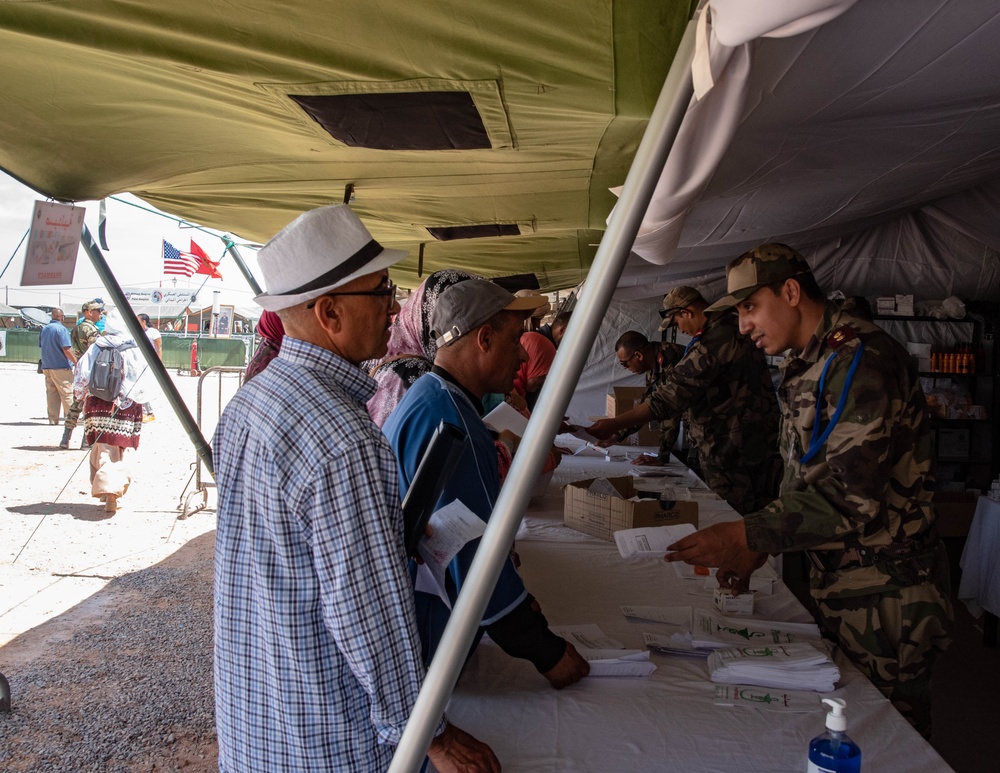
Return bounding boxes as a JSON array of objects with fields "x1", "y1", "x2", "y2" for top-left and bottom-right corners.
[{"x1": 254, "y1": 205, "x2": 407, "y2": 311}]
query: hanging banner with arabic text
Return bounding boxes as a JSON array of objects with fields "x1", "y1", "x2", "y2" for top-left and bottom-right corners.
[{"x1": 20, "y1": 201, "x2": 85, "y2": 286}]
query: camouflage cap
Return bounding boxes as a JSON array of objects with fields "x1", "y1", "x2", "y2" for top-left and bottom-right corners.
[
  {"x1": 658, "y1": 286, "x2": 704, "y2": 331},
  {"x1": 81, "y1": 299, "x2": 105, "y2": 311},
  {"x1": 705, "y1": 243, "x2": 812, "y2": 313}
]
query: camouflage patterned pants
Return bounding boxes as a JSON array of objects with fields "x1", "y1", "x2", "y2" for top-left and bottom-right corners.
[
  {"x1": 63, "y1": 397, "x2": 83, "y2": 430},
  {"x1": 815, "y1": 580, "x2": 954, "y2": 738}
]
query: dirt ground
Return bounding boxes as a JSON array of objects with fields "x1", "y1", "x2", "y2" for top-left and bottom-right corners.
[{"x1": 0, "y1": 360, "x2": 236, "y2": 771}]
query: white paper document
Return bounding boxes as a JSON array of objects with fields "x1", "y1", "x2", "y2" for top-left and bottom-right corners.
[
  {"x1": 564, "y1": 423, "x2": 600, "y2": 443},
  {"x1": 620, "y1": 605, "x2": 693, "y2": 627},
  {"x1": 550, "y1": 624, "x2": 657, "y2": 677},
  {"x1": 672, "y1": 561, "x2": 718, "y2": 581},
  {"x1": 614, "y1": 524, "x2": 697, "y2": 558},
  {"x1": 643, "y1": 631, "x2": 712, "y2": 658},
  {"x1": 713, "y1": 684, "x2": 823, "y2": 713},
  {"x1": 692, "y1": 609, "x2": 822, "y2": 649},
  {"x1": 414, "y1": 499, "x2": 487, "y2": 609},
  {"x1": 483, "y1": 401, "x2": 529, "y2": 435}
]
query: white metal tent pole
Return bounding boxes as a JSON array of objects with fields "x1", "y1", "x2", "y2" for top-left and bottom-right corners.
[{"x1": 388, "y1": 11, "x2": 701, "y2": 773}]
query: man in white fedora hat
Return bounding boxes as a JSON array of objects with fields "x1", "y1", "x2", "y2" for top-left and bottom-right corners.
[{"x1": 212, "y1": 205, "x2": 499, "y2": 772}]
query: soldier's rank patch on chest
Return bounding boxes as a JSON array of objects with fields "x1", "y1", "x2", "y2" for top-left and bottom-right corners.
[{"x1": 826, "y1": 325, "x2": 858, "y2": 349}]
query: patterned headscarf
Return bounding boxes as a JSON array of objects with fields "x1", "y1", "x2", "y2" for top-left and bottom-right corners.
[
  {"x1": 386, "y1": 268, "x2": 479, "y2": 361},
  {"x1": 367, "y1": 269, "x2": 479, "y2": 426}
]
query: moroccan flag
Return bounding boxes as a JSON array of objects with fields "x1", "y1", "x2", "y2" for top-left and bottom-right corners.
[
  {"x1": 190, "y1": 240, "x2": 223, "y2": 279},
  {"x1": 162, "y1": 240, "x2": 198, "y2": 277}
]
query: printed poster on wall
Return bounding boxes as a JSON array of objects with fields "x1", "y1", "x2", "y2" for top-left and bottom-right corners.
[{"x1": 20, "y1": 201, "x2": 85, "y2": 286}]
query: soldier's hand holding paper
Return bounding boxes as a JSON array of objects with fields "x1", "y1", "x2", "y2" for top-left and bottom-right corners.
[{"x1": 664, "y1": 520, "x2": 748, "y2": 568}]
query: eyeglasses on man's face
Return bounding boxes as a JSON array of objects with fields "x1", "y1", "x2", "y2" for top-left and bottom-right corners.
[
  {"x1": 306, "y1": 281, "x2": 398, "y2": 309},
  {"x1": 618, "y1": 350, "x2": 638, "y2": 368}
]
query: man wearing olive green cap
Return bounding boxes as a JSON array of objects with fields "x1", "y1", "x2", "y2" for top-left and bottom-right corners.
[
  {"x1": 666, "y1": 243, "x2": 953, "y2": 738},
  {"x1": 588, "y1": 284, "x2": 781, "y2": 515},
  {"x1": 60, "y1": 299, "x2": 105, "y2": 449}
]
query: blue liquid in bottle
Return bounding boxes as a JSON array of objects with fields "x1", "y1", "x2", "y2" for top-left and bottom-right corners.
[{"x1": 807, "y1": 730, "x2": 862, "y2": 773}]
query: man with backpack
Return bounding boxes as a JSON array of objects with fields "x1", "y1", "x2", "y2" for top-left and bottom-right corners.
[{"x1": 72, "y1": 311, "x2": 146, "y2": 512}]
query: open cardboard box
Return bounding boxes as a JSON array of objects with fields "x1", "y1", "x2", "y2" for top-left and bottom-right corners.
[
  {"x1": 606, "y1": 386, "x2": 659, "y2": 446},
  {"x1": 564, "y1": 476, "x2": 698, "y2": 541}
]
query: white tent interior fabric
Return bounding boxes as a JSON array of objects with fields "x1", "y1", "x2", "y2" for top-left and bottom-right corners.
[{"x1": 613, "y1": 0, "x2": 1000, "y2": 302}]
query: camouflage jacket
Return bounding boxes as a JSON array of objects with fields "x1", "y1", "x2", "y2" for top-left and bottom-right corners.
[
  {"x1": 71, "y1": 319, "x2": 100, "y2": 358},
  {"x1": 743, "y1": 302, "x2": 942, "y2": 597},
  {"x1": 644, "y1": 312, "x2": 780, "y2": 474},
  {"x1": 613, "y1": 341, "x2": 685, "y2": 454}
]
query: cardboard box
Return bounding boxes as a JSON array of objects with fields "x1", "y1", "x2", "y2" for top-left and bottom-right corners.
[
  {"x1": 563, "y1": 476, "x2": 698, "y2": 541},
  {"x1": 606, "y1": 386, "x2": 659, "y2": 446},
  {"x1": 933, "y1": 490, "x2": 978, "y2": 538}
]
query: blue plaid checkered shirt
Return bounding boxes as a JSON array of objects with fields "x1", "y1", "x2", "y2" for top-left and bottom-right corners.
[{"x1": 213, "y1": 337, "x2": 436, "y2": 771}]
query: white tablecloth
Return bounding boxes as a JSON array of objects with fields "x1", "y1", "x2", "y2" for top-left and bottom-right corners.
[
  {"x1": 958, "y1": 496, "x2": 1000, "y2": 618},
  {"x1": 442, "y1": 452, "x2": 953, "y2": 773}
]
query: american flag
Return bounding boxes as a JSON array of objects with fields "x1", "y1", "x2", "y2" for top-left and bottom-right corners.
[{"x1": 162, "y1": 240, "x2": 200, "y2": 277}]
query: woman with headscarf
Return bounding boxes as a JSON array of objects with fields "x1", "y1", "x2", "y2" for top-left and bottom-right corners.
[
  {"x1": 244, "y1": 310, "x2": 284, "y2": 383},
  {"x1": 73, "y1": 311, "x2": 147, "y2": 512},
  {"x1": 366, "y1": 268, "x2": 478, "y2": 427},
  {"x1": 513, "y1": 331, "x2": 557, "y2": 411}
]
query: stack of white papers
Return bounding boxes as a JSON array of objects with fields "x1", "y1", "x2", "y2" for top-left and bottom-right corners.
[
  {"x1": 708, "y1": 643, "x2": 840, "y2": 692},
  {"x1": 691, "y1": 609, "x2": 822, "y2": 649},
  {"x1": 550, "y1": 624, "x2": 657, "y2": 677}
]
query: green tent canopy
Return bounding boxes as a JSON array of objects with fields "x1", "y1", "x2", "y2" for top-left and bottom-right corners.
[{"x1": 0, "y1": 0, "x2": 696, "y2": 291}]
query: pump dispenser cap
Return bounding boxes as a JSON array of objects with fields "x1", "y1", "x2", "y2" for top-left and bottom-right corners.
[{"x1": 822, "y1": 698, "x2": 847, "y2": 732}]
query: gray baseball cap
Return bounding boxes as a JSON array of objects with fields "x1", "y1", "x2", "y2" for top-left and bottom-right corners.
[{"x1": 432, "y1": 279, "x2": 548, "y2": 347}]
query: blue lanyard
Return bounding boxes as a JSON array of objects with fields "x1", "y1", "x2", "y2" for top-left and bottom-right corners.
[
  {"x1": 800, "y1": 341, "x2": 865, "y2": 465},
  {"x1": 683, "y1": 335, "x2": 701, "y2": 356}
]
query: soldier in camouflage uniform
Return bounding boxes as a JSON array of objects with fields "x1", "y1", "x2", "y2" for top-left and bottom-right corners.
[
  {"x1": 665, "y1": 244, "x2": 953, "y2": 738},
  {"x1": 589, "y1": 287, "x2": 782, "y2": 515},
  {"x1": 60, "y1": 299, "x2": 104, "y2": 449},
  {"x1": 609, "y1": 330, "x2": 686, "y2": 462}
]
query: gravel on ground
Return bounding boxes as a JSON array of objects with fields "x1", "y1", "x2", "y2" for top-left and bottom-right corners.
[{"x1": 1, "y1": 361, "x2": 235, "y2": 772}]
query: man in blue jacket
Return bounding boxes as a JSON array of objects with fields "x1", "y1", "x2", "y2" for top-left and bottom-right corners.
[{"x1": 384, "y1": 279, "x2": 589, "y2": 689}]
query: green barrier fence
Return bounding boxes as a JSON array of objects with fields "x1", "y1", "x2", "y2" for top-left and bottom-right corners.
[
  {"x1": 0, "y1": 328, "x2": 42, "y2": 363},
  {"x1": 162, "y1": 335, "x2": 248, "y2": 370},
  {"x1": 0, "y1": 328, "x2": 248, "y2": 371}
]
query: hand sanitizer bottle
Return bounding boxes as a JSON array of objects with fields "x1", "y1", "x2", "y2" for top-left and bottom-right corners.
[{"x1": 807, "y1": 698, "x2": 861, "y2": 772}]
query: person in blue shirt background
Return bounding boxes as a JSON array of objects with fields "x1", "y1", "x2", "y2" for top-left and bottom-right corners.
[{"x1": 39, "y1": 307, "x2": 76, "y2": 425}]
